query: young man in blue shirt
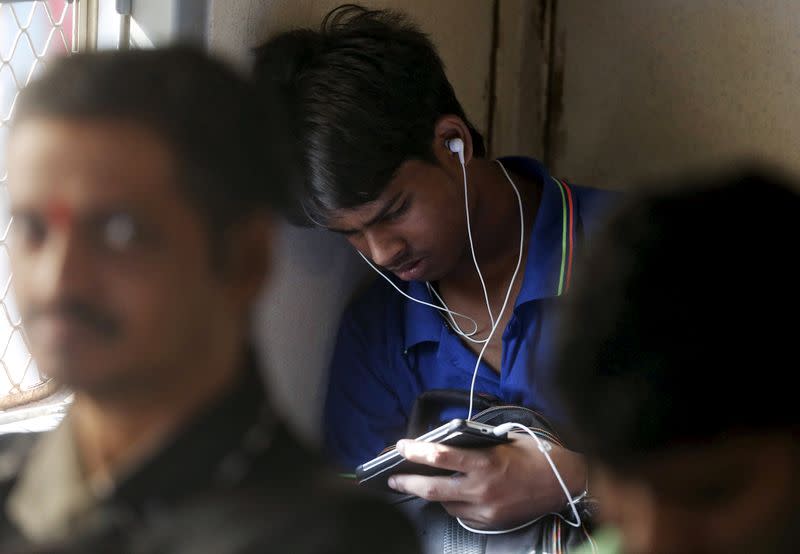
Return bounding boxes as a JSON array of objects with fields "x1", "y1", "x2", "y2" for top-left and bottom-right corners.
[{"x1": 255, "y1": 5, "x2": 616, "y2": 530}]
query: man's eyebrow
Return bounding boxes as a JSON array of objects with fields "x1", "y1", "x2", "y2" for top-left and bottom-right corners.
[{"x1": 328, "y1": 192, "x2": 403, "y2": 235}]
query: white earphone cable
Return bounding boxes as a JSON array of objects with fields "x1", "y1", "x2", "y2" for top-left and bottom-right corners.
[
  {"x1": 461, "y1": 153, "x2": 496, "y2": 328},
  {"x1": 465, "y1": 160, "x2": 525, "y2": 420},
  {"x1": 357, "y1": 251, "x2": 481, "y2": 336},
  {"x1": 426, "y1": 282, "x2": 488, "y2": 343}
]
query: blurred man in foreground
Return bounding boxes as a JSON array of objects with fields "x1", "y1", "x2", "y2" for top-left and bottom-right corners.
[
  {"x1": 0, "y1": 47, "x2": 416, "y2": 553},
  {"x1": 553, "y1": 169, "x2": 800, "y2": 554}
]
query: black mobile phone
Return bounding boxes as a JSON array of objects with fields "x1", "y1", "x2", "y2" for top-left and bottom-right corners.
[{"x1": 355, "y1": 419, "x2": 510, "y2": 493}]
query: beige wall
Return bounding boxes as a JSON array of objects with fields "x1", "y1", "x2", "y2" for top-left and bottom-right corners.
[
  {"x1": 550, "y1": 1, "x2": 800, "y2": 187},
  {"x1": 491, "y1": 0, "x2": 553, "y2": 159},
  {"x1": 207, "y1": 0, "x2": 499, "y2": 441}
]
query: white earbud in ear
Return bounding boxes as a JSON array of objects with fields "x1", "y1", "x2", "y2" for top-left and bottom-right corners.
[{"x1": 446, "y1": 137, "x2": 465, "y2": 165}]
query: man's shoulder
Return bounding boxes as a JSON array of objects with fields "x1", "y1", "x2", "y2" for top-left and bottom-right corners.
[
  {"x1": 131, "y1": 428, "x2": 419, "y2": 553},
  {"x1": 567, "y1": 181, "x2": 621, "y2": 206},
  {"x1": 27, "y1": 426, "x2": 420, "y2": 553},
  {"x1": 32, "y1": 479, "x2": 420, "y2": 554},
  {"x1": 567, "y1": 183, "x2": 622, "y2": 236},
  {"x1": 240, "y1": 465, "x2": 420, "y2": 553},
  {"x1": 501, "y1": 155, "x2": 620, "y2": 211},
  {"x1": 137, "y1": 483, "x2": 419, "y2": 554}
]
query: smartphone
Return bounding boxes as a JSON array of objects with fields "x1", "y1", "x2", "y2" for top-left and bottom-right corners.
[{"x1": 355, "y1": 419, "x2": 510, "y2": 493}]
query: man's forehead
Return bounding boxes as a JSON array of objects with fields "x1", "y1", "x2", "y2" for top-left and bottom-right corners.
[
  {"x1": 323, "y1": 162, "x2": 425, "y2": 230},
  {"x1": 8, "y1": 117, "x2": 177, "y2": 179},
  {"x1": 325, "y1": 189, "x2": 404, "y2": 232},
  {"x1": 7, "y1": 118, "x2": 179, "y2": 206},
  {"x1": 326, "y1": 195, "x2": 388, "y2": 227}
]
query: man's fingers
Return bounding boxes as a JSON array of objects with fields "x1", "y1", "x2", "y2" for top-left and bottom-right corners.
[
  {"x1": 396, "y1": 439, "x2": 495, "y2": 472},
  {"x1": 387, "y1": 473, "x2": 464, "y2": 502}
]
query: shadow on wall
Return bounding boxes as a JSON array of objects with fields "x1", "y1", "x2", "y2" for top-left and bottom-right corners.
[{"x1": 252, "y1": 223, "x2": 371, "y2": 444}]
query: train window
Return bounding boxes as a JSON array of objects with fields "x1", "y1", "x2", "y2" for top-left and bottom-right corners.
[{"x1": 0, "y1": 0, "x2": 82, "y2": 433}]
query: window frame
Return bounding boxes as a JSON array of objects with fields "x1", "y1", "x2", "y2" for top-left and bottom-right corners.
[{"x1": 0, "y1": 0, "x2": 90, "y2": 423}]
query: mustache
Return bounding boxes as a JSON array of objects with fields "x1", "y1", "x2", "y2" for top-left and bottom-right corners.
[{"x1": 24, "y1": 299, "x2": 122, "y2": 339}]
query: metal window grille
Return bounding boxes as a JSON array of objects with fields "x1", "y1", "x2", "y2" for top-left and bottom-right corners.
[{"x1": 0, "y1": 0, "x2": 75, "y2": 417}]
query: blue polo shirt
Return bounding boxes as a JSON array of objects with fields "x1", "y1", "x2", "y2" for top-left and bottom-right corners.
[{"x1": 324, "y1": 157, "x2": 617, "y2": 469}]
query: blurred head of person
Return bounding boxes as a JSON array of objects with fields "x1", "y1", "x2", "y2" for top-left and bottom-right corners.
[
  {"x1": 6, "y1": 47, "x2": 285, "y2": 402},
  {"x1": 551, "y1": 169, "x2": 800, "y2": 554}
]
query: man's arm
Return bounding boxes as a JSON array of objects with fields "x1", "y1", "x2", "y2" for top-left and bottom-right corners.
[{"x1": 323, "y1": 303, "x2": 412, "y2": 470}]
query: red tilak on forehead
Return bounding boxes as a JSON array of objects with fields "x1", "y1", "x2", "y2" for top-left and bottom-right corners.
[{"x1": 45, "y1": 199, "x2": 74, "y2": 229}]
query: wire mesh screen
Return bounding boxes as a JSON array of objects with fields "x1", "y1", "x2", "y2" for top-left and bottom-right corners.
[{"x1": 0, "y1": 0, "x2": 74, "y2": 411}]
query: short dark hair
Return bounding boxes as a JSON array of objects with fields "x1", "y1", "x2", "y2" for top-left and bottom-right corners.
[
  {"x1": 14, "y1": 46, "x2": 286, "y2": 235},
  {"x1": 252, "y1": 4, "x2": 486, "y2": 226},
  {"x1": 551, "y1": 168, "x2": 800, "y2": 467}
]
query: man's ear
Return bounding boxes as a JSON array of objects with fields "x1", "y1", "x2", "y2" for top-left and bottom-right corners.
[
  {"x1": 432, "y1": 115, "x2": 474, "y2": 178},
  {"x1": 221, "y1": 213, "x2": 274, "y2": 313}
]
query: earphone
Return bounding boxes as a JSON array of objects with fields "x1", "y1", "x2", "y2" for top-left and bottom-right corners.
[{"x1": 446, "y1": 137, "x2": 465, "y2": 165}]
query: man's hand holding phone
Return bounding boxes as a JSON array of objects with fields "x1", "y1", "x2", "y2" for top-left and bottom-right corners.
[{"x1": 387, "y1": 431, "x2": 587, "y2": 530}]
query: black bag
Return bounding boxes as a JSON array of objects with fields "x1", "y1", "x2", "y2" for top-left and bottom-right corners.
[{"x1": 398, "y1": 390, "x2": 598, "y2": 554}]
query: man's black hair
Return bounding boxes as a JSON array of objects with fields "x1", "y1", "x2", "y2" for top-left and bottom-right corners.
[
  {"x1": 551, "y1": 168, "x2": 800, "y2": 467},
  {"x1": 14, "y1": 46, "x2": 287, "y2": 236},
  {"x1": 252, "y1": 3, "x2": 486, "y2": 226}
]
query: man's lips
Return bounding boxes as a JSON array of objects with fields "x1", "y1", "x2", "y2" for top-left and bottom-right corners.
[{"x1": 389, "y1": 258, "x2": 421, "y2": 273}]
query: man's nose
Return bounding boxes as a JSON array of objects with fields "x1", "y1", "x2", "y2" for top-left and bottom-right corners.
[{"x1": 364, "y1": 228, "x2": 406, "y2": 268}]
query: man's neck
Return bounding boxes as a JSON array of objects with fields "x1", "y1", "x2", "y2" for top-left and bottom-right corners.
[
  {"x1": 70, "y1": 350, "x2": 244, "y2": 486},
  {"x1": 441, "y1": 157, "x2": 541, "y2": 295}
]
